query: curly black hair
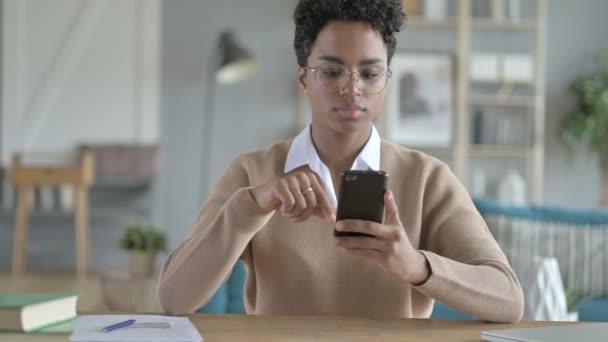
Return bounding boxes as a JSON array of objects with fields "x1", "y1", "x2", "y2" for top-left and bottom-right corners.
[{"x1": 293, "y1": 0, "x2": 405, "y2": 67}]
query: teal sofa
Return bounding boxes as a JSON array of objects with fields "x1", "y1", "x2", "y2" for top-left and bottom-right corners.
[
  {"x1": 198, "y1": 198, "x2": 608, "y2": 322},
  {"x1": 196, "y1": 261, "x2": 481, "y2": 319},
  {"x1": 196, "y1": 260, "x2": 246, "y2": 314}
]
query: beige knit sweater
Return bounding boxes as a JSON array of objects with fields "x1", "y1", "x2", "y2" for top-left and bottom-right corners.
[{"x1": 158, "y1": 139, "x2": 524, "y2": 322}]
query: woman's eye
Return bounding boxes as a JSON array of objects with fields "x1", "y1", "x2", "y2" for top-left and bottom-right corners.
[
  {"x1": 321, "y1": 68, "x2": 343, "y2": 78},
  {"x1": 361, "y1": 70, "x2": 381, "y2": 80}
]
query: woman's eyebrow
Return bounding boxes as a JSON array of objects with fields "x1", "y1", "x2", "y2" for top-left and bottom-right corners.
[{"x1": 317, "y1": 55, "x2": 384, "y2": 65}]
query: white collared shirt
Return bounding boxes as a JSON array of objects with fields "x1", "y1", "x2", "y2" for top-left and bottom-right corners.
[{"x1": 284, "y1": 124, "x2": 381, "y2": 207}]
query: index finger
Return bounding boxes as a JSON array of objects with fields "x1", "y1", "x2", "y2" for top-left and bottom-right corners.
[{"x1": 308, "y1": 173, "x2": 336, "y2": 221}]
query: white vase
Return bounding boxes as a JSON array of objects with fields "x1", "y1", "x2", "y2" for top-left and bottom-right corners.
[
  {"x1": 424, "y1": 0, "x2": 448, "y2": 20},
  {"x1": 497, "y1": 170, "x2": 527, "y2": 206}
]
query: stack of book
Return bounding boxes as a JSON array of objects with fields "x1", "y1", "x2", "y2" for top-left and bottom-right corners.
[
  {"x1": 0, "y1": 157, "x2": 75, "y2": 212},
  {"x1": 0, "y1": 293, "x2": 78, "y2": 333},
  {"x1": 0, "y1": 167, "x2": 11, "y2": 211},
  {"x1": 0, "y1": 177, "x2": 74, "y2": 212}
]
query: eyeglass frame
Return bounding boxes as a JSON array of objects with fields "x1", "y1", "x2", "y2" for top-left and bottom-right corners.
[{"x1": 302, "y1": 65, "x2": 393, "y2": 94}]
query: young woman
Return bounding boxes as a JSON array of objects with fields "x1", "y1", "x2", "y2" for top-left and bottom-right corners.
[{"x1": 158, "y1": 0, "x2": 523, "y2": 323}]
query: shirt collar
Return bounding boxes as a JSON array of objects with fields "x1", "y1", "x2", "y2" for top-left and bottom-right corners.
[{"x1": 284, "y1": 124, "x2": 381, "y2": 174}]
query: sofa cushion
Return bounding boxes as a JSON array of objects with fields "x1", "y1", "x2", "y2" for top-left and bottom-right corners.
[
  {"x1": 226, "y1": 260, "x2": 246, "y2": 314},
  {"x1": 579, "y1": 297, "x2": 608, "y2": 322},
  {"x1": 196, "y1": 260, "x2": 246, "y2": 314},
  {"x1": 196, "y1": 284, "x2": 227, "y2": 314}
]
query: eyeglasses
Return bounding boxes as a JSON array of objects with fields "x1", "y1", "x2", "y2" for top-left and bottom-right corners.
[{"x1": 303, "y1": 65, "x2": 392, "y2": 95}]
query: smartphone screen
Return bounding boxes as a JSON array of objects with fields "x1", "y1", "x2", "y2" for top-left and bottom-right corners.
[{"x1": 334, "y1": 170, "x2": 388, "y2": 237}]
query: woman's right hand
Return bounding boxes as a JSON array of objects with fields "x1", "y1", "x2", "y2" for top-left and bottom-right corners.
[{"x1": 250, "y1": 167, "x2": 336, "y2": 224}]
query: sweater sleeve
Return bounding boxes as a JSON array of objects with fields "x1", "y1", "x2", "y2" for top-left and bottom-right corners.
[
  {"x1": 413, "y1": 163, "x2": 524, "y2": 323},
  {"x1": 157, "y1": 156, "x2": 274, "y2": 314}
]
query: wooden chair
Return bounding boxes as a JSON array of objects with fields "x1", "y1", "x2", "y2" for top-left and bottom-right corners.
[{"x1": 10, "y1": 151, "x2": 95, "y2": 277}]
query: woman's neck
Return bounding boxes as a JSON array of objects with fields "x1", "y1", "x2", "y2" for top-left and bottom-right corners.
[{"x1": 310, "y1": 123, "x2": 371, "y2": 173}]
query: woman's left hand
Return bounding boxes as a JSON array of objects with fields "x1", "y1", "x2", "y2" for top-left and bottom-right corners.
[{"x1": 333, "y1": 190, "x2": 431, "y2": 285}]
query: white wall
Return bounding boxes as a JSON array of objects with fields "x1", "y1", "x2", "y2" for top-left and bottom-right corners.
[
  {"x1": 1, "y1": 0, "x2": 160, "y2": 165},
  {"x1": 155, "y1": 0, "x2": 297, "y2": 243}
]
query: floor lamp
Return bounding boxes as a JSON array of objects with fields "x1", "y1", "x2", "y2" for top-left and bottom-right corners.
[{"x1": 199, "y1": 31, "x2": 257, "y2": 200}]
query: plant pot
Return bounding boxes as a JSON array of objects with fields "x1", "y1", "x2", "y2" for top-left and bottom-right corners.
[
  {"x1": 128, "y1": 251, "x2": 157, "y2": 278},
  {"x1": 602, "y1": 159, "x2": 608, "y2": 207},
  {"x1": 566, "y1": 311, "x2": 579, "y2": 322}
]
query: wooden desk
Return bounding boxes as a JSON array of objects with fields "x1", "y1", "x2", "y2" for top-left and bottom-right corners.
[
  {"x1": 193, "y1": 314, "x2": 581, "y2": 342},
  {"x1": 0, "y1": 314, "x2": 583, "y2": 342}
]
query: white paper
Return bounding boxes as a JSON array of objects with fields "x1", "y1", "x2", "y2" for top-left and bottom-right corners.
[{"x1": 70, "y1": 315, "x2": 203, "y2": 342}]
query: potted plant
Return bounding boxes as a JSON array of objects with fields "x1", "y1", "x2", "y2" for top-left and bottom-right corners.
[
  {"x1": 565, "y1": 287, "x2": 587, "y2": 322},
  {"x1": 560, "y1": 49, "x2": 608, "y2": 206},
  {"x1": 119, "y1": 220, "x2": 167, "y2": 278}
]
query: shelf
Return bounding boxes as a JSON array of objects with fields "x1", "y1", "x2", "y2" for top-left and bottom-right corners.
[
  {"x1": 471, "y1": 18, "x2": 537, "y2": 30},
  {"x1": 406, "y1": 16, "x2": 457, "y2": 29},
  {"x1": 470, "y1": 145, "x2": 532, "y2": 158},
  {"x1": 469, "y1": 95, "x2": 535, "y2": 109},
  {"x1": 469, "y1": 79, "x2": 535, "y2": 87},
  {"x1": 94, "y1": 177, "x2": 152, "y2": 189},
  {"x1": 409, "y1": 146, "x2": 453, "y2": 156},
  {"x1": 0, "y1": 207, "x2": 150, "y2": 220}
]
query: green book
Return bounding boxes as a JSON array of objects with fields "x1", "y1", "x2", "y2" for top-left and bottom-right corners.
[
  {"x1": 0, "y1": 293, "x2": 78, "y2": 333},
  {"x1": 31, "y1": 318, "x2": 73, "y2": 334}
]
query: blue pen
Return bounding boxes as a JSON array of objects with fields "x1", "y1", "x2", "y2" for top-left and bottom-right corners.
[{"x1": 102, "y1": 319, "x2": 136, "y2": 333}]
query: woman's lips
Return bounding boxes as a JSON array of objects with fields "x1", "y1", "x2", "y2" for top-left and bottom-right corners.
[{"x1": 335, "y1": 105, "x2": 365, "y2": 118}]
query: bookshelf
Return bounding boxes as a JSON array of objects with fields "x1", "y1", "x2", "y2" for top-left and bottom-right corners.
[
  {"x1": 471, "y1": 18, "x2": 537, "y2": 30},
  {"x1": 470, "y1": 144, "x2": 530, "y2": 158},
  {"x1": 393, "y1": 0, "x2": 547, "y2": 204},
  {"x1": 407, "y1": 17, "x2": 458, "y2": 28},
  {"x1": 468, "y1": 94, "x2": 535, "y2": 109},
  {"x1": 0, "y1": 207, "x2": 150, "y2": 221}
]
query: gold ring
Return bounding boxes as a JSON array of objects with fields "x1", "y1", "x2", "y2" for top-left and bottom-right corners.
[{"x1": 302, "y1": 187, "x2": 314, "y2": 194}]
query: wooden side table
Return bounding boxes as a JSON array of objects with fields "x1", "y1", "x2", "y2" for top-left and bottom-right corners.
[{"x1": 10, "y1": 151, "x2": 94, "y2": 277}]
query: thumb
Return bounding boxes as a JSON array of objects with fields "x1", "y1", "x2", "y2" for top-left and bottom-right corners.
[{"x1": 383, "y1": 190, "x2": 401, "y2": 225}]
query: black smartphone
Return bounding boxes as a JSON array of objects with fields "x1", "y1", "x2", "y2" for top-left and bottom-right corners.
[{"x1": 334, "y1": 170, "x2": 388, "y2": 237}]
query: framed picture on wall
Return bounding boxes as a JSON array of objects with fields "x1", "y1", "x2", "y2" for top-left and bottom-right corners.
[{"x1": 385, "y1": 53, "x2": 454, "y2": 147}]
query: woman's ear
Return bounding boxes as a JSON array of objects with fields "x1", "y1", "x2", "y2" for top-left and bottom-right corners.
[{"x1": 297, "y1": 65, "x2": 307, "y2": 94}]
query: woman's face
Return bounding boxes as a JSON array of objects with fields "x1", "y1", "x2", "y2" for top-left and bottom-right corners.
[{"x1": 298, "y1": 21, "x2": 389, "y2": 136}]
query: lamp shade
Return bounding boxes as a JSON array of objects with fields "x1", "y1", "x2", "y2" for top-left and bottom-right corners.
[{"x1": 215, "y1": 31, "x2": 257, "y2": 84}]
